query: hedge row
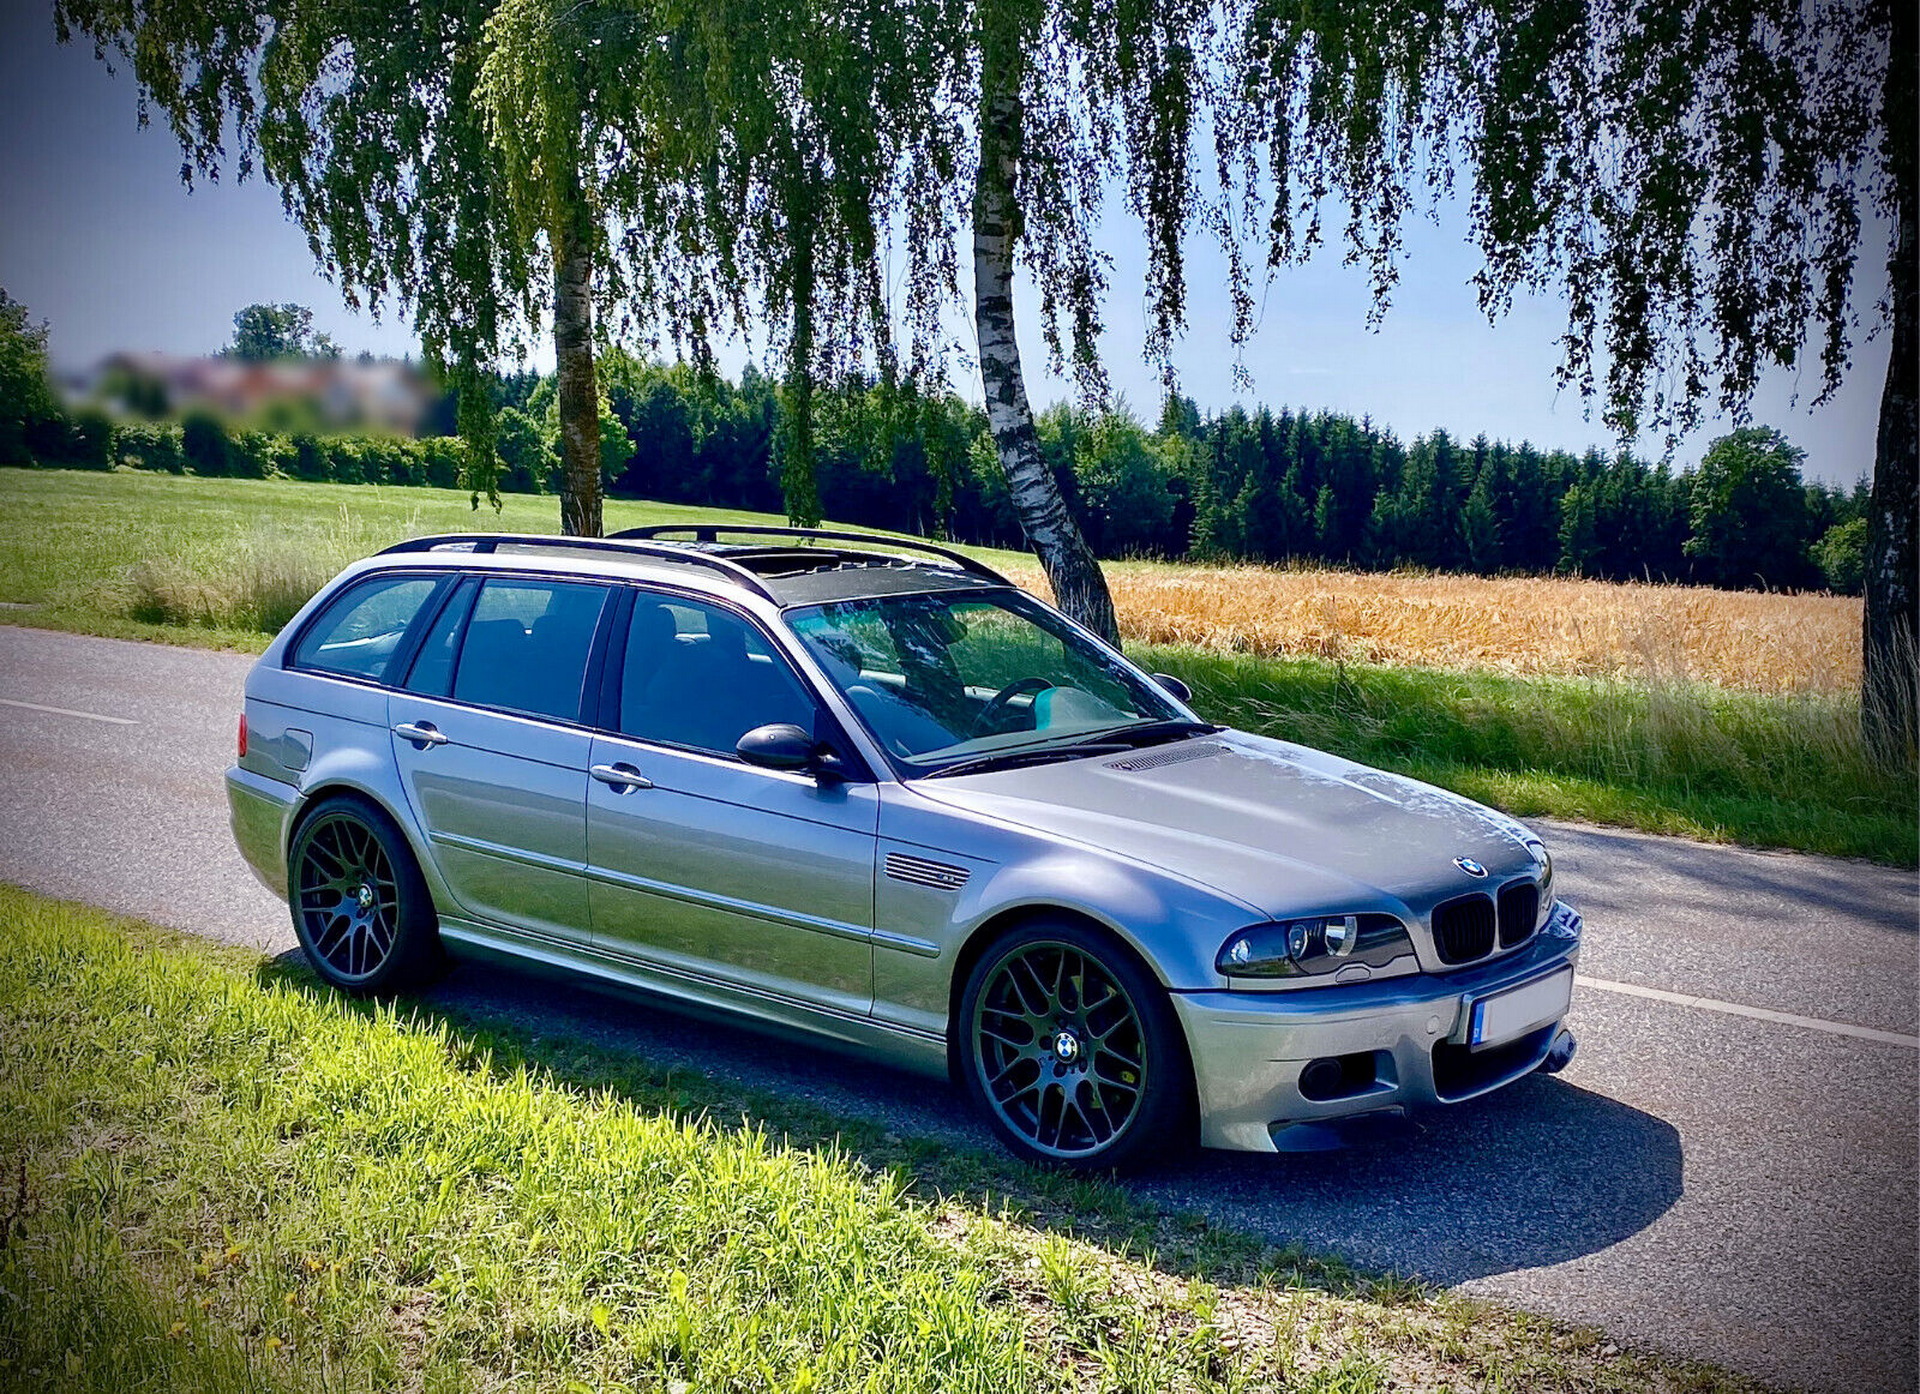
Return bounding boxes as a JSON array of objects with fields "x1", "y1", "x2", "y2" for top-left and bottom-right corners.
[
  {"x1": 1, "y1": 407, "x2": 116, "y2": 470},
  {"x1": 7, "y1": 413, "x2": 538, "y2": 493}
]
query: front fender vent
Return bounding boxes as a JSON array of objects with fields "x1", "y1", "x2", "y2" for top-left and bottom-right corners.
[
  {"x1": 885, "y1": 852, "x2": 970, "y2": 891},
  {"x1": 1107, "y1": 741, "x2": 1227, "y2": 773}
]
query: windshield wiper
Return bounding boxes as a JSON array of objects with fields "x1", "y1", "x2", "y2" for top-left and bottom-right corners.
[
  {"x1": 1060, "y1": 718, "x2": 1221, "y2": 751},
  {"x1": 922, "y1": 741, "x2": 1132, "y2": 779},
  {"x1": 920, "y1": 720, "x2": 1217, "y2": 780}
]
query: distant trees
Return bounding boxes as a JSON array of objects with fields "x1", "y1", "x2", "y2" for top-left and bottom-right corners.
[
  {"x1": 1685, "y1": 429, "x2": 1822, "y2": 591},
  {"x1": 0, "y1": 288, "x2": 111, "y2": 469},
  {"x1": 548, "y1": 369, "x2": 1847, "y2": 596},
  {"x1": 4, "y1": 318, "x2": 1870, "y2": 596},
  {"x1": 222, "y1": 304, "x2": 340, "y2": 362},
  {"x1": 0, "y1": 290, "x2": 57, "y2": 464},
  {"x1": 1816, "y1": 519, "x2": 1871, "y2": 596}
]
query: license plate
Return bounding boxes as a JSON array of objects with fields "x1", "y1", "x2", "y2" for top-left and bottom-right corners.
[{"x1": 1469, "y1": 969, "x2": 1573, "y2": 1050}]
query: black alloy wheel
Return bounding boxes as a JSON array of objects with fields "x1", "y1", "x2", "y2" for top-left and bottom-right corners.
[
  {"x1": 960, "y1": 919, "x2": 1192, "y2": 1171},
  {"x1": 289, "y1": 796, "x2": 441, "y2": 992}
]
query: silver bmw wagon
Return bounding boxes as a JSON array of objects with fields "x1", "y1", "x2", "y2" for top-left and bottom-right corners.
[{"x1": 226, "y1": 526, "x2": 1581, "y2": 1170}]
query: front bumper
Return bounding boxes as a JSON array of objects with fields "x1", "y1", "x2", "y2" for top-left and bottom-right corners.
[
  {"x1": 226, "y1": 765, "x2": 298, "y2": 900},
  {"x1": 1171, "y1": 901, "x2": 1583, "y2": 1151}
]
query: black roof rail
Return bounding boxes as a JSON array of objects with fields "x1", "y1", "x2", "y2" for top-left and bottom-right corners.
[
  {"x1": 374, "y1": 533, "x2": 779, "y2": 601},
  {"x1": 610, "y1": 524, "x2": 1014, "y2": 586}
]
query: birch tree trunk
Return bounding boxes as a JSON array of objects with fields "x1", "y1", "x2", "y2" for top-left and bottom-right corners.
[
  {"x1": 1864, "y1": 0, "x2": 1916, "y2": 760},
  {"x1": 780, "y1": 179, "x2": 824, "y2": 527},
  {"x1": 552, "y1": 197, "x2": 603, "y2": 538},
  {"x1": 972, "y1": 46, "x2": 1120, "y2": 646}
]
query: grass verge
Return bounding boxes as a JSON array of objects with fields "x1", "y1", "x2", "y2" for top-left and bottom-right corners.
[
  {"x1": 0, "y1": 885, "x2": 1765, "y2": 1394},
  {"x1": 1, "y1": 467, "x2": 1910, "y2": 865},
  {"x1": 1149, "y1": 647, "x2": 1917, "y2": 866}
]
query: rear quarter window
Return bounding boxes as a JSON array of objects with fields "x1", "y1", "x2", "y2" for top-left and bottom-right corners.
[{"x1": 290, "y1": 575, "x2": 441, "y2": 683}]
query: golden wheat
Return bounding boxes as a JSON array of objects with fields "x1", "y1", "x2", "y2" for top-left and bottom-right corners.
[{"x1": 1005, "y1": 562, "x2": 1862, "y2": 695}]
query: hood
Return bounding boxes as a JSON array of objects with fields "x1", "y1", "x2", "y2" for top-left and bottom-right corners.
[{"x1": 912, "y1": 730, "x2": 1539, "y2": 918}]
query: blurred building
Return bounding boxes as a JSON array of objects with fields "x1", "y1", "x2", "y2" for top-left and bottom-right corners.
[{"x1": 75, "y1": 351, "x2": 435, "y2": 434}]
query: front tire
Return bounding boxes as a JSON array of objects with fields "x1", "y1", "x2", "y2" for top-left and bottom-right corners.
[
  {"x1": 958, "y1": 919, "x2": 1194, "y2": 1172},
  {"x1": 288, "y1": 795, "x2": 443, "y2": 993}
]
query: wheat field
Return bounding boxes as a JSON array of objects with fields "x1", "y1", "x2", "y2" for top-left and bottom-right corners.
[{"x1": 1005, "y1": 562, "x2": 1863, "y2": 695}]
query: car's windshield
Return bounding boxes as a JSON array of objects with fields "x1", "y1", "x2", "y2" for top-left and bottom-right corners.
[{"x1": 784, "y1": 589, "x2": 1185, "y2": 770}]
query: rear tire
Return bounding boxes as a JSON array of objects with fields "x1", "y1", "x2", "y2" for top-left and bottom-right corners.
[
  {"x1": 288, "y1": 795, "x2": 443, "y2": 993},
  {"x1": 958, "y1": 918, "x2": 1194, "y2": 1172}
]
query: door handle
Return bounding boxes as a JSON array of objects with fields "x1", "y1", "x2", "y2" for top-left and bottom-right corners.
[
  {"x1": 393, "y1": 720, "x2": 448, "y2": 748},
  {"x1": 591, "y1": 762, "x2": 653, "y2": 792}
]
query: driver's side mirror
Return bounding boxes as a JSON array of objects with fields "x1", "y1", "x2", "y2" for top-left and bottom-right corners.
[
  {"x1": 1152, "y1": 673, "x2": 1193, "y2": 704},
  {"x1": 736, "y1": 723, "x2": 845, "y2": 781}
]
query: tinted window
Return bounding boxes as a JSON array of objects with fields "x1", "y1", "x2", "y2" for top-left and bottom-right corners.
[
  {"x1": 291, "y1": 575, "x2": 440, "y2": 682},
  {"x1": 450, "y1": 578, "x2": 609, "y2": 722},
  {"x1": 619, "y1": 595, "x2": 816, "y2": 754},
  {"x1": 403, "y1": 578, "x2": 478, "y2": 697}
]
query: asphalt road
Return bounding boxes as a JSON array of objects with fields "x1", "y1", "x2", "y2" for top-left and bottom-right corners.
[{"x1": 1, "y1": 623, "x2": 1914, "y2": 1393}]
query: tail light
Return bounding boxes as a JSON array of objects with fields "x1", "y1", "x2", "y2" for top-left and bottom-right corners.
[{"x1": 238, "y1": 712, "x2": 248, "y2": 758}]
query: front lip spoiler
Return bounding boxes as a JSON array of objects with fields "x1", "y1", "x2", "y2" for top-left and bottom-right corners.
[
  {"x1": 1267, "y1": 1106, "x2": 1418, "y2": 1153},
  {"x1": 1537, "y1": 1026, "x2": 1579, "y2": 1075}
]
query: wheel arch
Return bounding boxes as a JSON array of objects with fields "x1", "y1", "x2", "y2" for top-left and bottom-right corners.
[
  {"x1": 289, "y1": 778, "x2": 401, "y2": 845},
  {"x1": 286, "y1": 778, "x2": 442, "y2": 911},
  {"x1": 944, "y1": 903, "x2": 1174, "y2": 1087},
  {"x1": 284, "y1": 780, "x2": 448, "y2": 991}
]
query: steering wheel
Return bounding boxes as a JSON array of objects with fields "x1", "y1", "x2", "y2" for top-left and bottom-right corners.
[{"x1": 969, "y1": 676, "x2": 1056, "y2": 738}]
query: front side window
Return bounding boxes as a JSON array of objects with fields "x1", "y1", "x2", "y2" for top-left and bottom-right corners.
[
  {"x1": 784, "y1": 589, "x2": 1182, "y2": 769},
  {"x1": 291, "y1": 574, "x2": 440, "y2": 683},
  {"x1": 618, "y1": 594, "x2": 817, "y2": 755},
  {"x1": 450, "y1": 578, "x2": 609, "y2": 722}
]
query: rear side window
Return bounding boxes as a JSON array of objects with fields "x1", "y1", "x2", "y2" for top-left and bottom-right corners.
[
  {"x1": 451, "y1": 578, "x2": 609, "y2": 722},
  {"x1": 403, "y1": 578, "x2": 478, "y2": 698},
  {"x1": 291, "y1": 575, "x2": 440, "y2": 682}
]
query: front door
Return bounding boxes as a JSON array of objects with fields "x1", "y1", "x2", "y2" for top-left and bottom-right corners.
[
  {"x1": 387, "y1": 574, "x2": 610, "y2": 946},
  {"x1": 585, "y1": 591, "x2": 877, "y2": 1017}
]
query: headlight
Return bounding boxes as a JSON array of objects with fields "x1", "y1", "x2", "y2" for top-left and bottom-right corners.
[
  {"x1": 1527, "y1": 839, "x2": 1554, "y2": 926},
  {"x1": 1217, "y1": 913, "x2": 1415, "y2": 979}
]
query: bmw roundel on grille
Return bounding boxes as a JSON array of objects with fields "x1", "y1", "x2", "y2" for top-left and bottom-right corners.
[{"x1": 1453, "y1": 856, "x2": 1489, "y2": 877}]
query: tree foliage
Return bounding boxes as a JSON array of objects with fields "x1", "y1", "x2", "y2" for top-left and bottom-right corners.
[
  {"x1": 1213, "y1": 0, "x2": 1889, "y2": 445},
  {"x1": 222, "y1": 303, "x2": 340, "y2": 361},
  {"x1": 1684, "y1": 427, "x2": 1819, "y2": 590},
  {"x1": 0, "y1": 290, "x2": 58, "y2": 463},
  {"x1": 50, "y1": 0, "x2": 1909, "y2": 710},
  {"x1": 1816, "y1": 517, "x2": 1870, "y2": 596},
  {"x1": 56, "y1": 0, "x2": 533, "y2": 498}
]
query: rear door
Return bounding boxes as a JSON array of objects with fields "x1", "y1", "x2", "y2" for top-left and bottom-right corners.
[
  {"x1": 584, "y1": 589, "x2": 879, "y2": 1017},
  {"x1": 387, "y1": 574, "x2": 611, "y2": 946}
]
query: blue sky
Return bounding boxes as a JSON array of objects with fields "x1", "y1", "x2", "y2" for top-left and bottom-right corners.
[{"x1": 0, "y1": 3, "x2": 1890, "y2": 485}]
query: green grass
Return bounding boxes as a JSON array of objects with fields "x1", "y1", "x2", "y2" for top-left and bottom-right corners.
[
  {"x1": 0, "y1": 886, "x2": 1765, "y2": 1394},
  {"x1": 1147, "y1": 647, "x2": 1918, "y2": 866},
  {"x1": 0, "y1": 466, "x2": 1910, "y2": 865},
  {"x1": 0, "y1": 467, "x2": 1034, "y2": 649}
]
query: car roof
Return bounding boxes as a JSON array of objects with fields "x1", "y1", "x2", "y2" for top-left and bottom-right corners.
[{"x1": 364, "y1": 527, "x2": 1017, "y2": 608}]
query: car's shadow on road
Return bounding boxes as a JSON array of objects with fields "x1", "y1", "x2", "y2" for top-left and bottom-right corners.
[
  {"x1": 1158, "y1": 1077, "x2": 1681, "y2": 1285},
  {"x1": 258, "y1": 949, "x2": 1682, "y2": 1293}
]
